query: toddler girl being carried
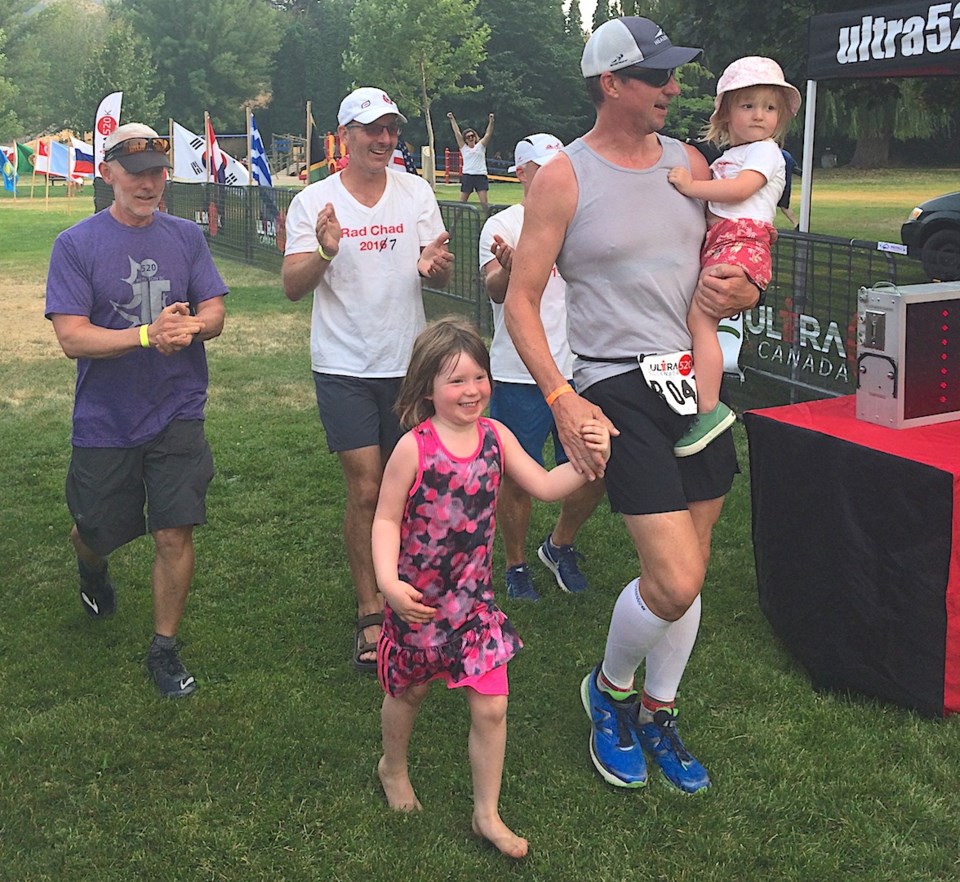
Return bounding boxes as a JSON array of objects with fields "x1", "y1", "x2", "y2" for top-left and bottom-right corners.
[{"x1": 668, "y1": 56, "x2": 801, "y2": 456}]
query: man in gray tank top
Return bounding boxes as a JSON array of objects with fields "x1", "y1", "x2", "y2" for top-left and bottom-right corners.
[{"x1": 505, "y1": 16, "x2": 762, "y2": 794}]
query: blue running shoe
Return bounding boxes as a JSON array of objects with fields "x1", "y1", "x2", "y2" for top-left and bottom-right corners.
[
  {"x1": 504, "y1": 563, "x2": 540, "y2": 602},
  {"x1": 538, "y1": 535, "x2": 589, "y2": 593},
  {"x1": 579, "y1": 665, "x2": 647, "y2": 788},
  {"x1": 637, "y1": 708, "x2": 710, "y2": 794}
]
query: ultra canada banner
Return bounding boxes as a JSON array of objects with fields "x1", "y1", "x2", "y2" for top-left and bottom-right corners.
[{"x1": 807, "y1": 0, "x2": 960, "y2": 80}]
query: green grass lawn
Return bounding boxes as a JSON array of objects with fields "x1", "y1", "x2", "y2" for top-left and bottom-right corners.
[{"x1": 3, "y1": 178, "x2": 960, "y2": 881}]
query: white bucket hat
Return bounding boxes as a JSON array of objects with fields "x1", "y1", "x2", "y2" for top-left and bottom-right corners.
[{"x1": 710, "y1": 56, "x2": 801, "y2": 125}]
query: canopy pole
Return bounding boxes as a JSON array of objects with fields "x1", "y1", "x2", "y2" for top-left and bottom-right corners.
[{"x1": 799, "y1": 79, "x2": 817, "y2": 233}]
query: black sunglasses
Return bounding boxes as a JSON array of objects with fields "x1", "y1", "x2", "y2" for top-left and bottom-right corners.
[
  {"x1": 616, "y1": 67, "x2": 675, "y2": 88},
  {"x1": 104, "y1": 136, "x2": 171, "y2": 162}
]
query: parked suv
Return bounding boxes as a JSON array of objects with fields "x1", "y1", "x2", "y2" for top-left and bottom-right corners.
[{"x1": 900, "y1": 191, "x2": 960, "y2": 281}]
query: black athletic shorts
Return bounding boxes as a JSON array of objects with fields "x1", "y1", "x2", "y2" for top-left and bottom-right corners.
[
  {"x1": 460, "y1": 173, "x2": 489, "y2": 194},
  {"x1": 66, "y1": 419, "x2": 214, "y2": 557},
  {"x1": 313, "y1": 372, "x2": 404, "y2": 453},
  {"x1": 583, "y1": 369, "x2": 738, "y2": 515}
]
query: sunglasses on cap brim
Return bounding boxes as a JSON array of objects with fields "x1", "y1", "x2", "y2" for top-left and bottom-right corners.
[{"x1": 104, "y1": 137, "x2": 171, "y2": 163}]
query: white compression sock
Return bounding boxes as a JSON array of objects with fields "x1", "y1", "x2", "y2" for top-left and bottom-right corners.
[
  {"x1": 600, "y1": 578, "x2": 671, "y2": 691},
  {"x1": 642, "y1": 593, "x2": 702, "y2": 705}
]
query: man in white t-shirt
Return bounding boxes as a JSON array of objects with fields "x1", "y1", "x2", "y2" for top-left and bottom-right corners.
[
  {"x1": 282, "y1": 87, "x2": 453, "y2": 673},
  {"x1": 447, "y1": 111, "x2": 495, "y2": 210},
  {"x1": 480, "y1": 134, "x2": 604, "y2": 602}
]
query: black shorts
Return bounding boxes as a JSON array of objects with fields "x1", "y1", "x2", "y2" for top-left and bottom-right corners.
[
  {"x1": 66, "y1": 419, "x2": 214, "y2": 557},
  {"x1": 460, "y1": 173, "x2": 489, "y2": 194},
  {"x1": 313, "y1": 372, "x2": 404, "y2": 453},
  {"x1": 583, "y1": 370, "x2": 738, "y2": 515}
]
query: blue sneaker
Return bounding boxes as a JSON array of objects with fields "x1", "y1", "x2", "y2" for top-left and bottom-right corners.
[
  {"x1": 579, "y1": 665, "x2": 647, "y2": 788},
  {"x1": 637, "y1": 708, "x2": 710, "y2": 794},
  {"x1": 538, "y1": 535, "x2": 588, "y2": 593},
  {"x1": 504, "y1": 563, "x2": 540, "y2": 602}
]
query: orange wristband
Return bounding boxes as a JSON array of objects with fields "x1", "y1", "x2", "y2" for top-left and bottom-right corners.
[{"x1": 545, "y1": 383, "x2": 573, "y2": 406}]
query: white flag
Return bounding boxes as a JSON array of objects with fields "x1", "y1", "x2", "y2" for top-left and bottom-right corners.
[
  {"x1": 93, "y1": 91, "x2": 122, "y2": 177},
  {"x1": 172, "y1": 119, "x2": 249, "y2": 185},
  {"x1": 172, "y1": 121, "x2": 208, "y2": 182}
]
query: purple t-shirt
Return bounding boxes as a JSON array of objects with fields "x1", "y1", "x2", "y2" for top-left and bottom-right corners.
[{"x1": 45, "y1": 210, "x2": 228, "y2": 448}]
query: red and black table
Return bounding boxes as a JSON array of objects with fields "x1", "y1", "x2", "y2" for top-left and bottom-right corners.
[{"x1": 744, "y1": 395, "x2": 960, "y2": 717}]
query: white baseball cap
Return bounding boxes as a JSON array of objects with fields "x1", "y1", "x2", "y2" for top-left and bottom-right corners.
[
  {"x1": 581, "y1": 16, "x2": 701, "y2": 78},
  {"x1": 337, "y1": 88, "x2": 408, "y2": 126},
  {"x1": 509, "y1": 133, "x2": 563, "y2": 173},
  {"x1": 711, "y1": 56, "x2": 802, "y2": 122}
]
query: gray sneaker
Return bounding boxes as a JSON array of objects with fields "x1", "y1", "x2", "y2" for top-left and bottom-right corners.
[
  {"x1": 146, "y1": 641, "x2": 198, "y2": 699},
  {"x1": 78, "y1": 558, "x2": 116, "y2": 618}
]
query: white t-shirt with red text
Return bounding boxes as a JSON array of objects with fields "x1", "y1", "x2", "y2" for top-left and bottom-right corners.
[{"x1": 285, "y1": 169, "x2": 445, "y2": 377}]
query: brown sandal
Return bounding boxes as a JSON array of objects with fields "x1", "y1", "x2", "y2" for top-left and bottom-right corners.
[{"x1": 353, "y1": 612, "x2": 383, "y2": 673}]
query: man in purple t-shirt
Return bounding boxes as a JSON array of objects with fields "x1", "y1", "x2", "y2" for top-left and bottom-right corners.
[{"x1": 45, "y1": 122, "x2": 228, "y2": 699}]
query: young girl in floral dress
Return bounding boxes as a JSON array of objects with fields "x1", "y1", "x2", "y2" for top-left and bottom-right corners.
[{"x1": 371, "y1": 316, "x2": 609, "y2": 859}]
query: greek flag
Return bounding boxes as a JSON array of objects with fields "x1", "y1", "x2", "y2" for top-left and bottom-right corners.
[{"x1": 249, "y1": 113, "x2": 272, "y2": 187}]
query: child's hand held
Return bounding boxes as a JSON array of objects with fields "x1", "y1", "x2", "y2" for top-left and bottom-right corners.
[{"x1": 580, "y1": 420, "x2": 612, "y2": 463}]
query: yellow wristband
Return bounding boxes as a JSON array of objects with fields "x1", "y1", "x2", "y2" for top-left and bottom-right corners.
[
  {"x1": 317, "y1": 243, "x2": 335, "y2": 261},
  {"x1": 545, "y1": 383, "x2": 573, "y2": 407},
  {"x1": 139, "y1": 324, "x2": 151, "y2": 349}
]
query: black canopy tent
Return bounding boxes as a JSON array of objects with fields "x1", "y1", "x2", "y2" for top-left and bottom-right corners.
[{"x1": 799, "y1": 1, "x2": 960, "y2": 231}]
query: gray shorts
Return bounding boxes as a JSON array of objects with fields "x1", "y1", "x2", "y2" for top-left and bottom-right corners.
[
  {"x1": 584, "y1": 370, "x2": 737, "y2": 515},
  {"x1": 66, "y1": 419, "x2": 214, "y2": 557},
  {"x1": 313, "y1": 372, "x2": 404, "y2": 453}
]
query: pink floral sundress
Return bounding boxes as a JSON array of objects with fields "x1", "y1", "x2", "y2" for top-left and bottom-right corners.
[{"x1": 378, "y1": 418, "x2": 522, "y2": 696}]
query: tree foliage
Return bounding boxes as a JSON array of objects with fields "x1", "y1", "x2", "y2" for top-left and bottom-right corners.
[
  {"x1": 71, "y1": 18, "x2": 165, "y2": 136},
  {"x1": 3, "y1": 0, "x2": 106, "y2": 135},
  {"x1": 452, "y1": 0, "x2": 591, "y2": 153},
  {"x1": 346, "y1": 0, "x2": 489, "y2": 175},
  {"x1": 117, "y1": 0, "x2": 281, "y2": 132},
  {"x1": 269, "y1": 0, "x2": 353, "y2": 136},
  {"x1": 0, "y1": 29, "x2": 19, "y2": 141},
  {"x1": 0, "y1": 0, "x2": 955, "y2": 169},
  {"x1": 656, "y1": 0, "x2": 960, "y2": 167}
]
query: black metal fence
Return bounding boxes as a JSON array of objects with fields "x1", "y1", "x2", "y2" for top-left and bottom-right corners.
[
  {"x1": 730, "y1": 230, "x2": 933, "y2": 410},
  {"x1": 95, "y1": 179, "x2": 939, "y2": 411}
]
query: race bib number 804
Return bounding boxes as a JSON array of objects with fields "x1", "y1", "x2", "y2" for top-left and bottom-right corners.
[{"x1": 638, "y1": 351, "x2": 698, "y2": 415}]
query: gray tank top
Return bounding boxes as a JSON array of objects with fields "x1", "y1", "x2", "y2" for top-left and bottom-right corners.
[{"x1": 557, "y1": 136, "x2": 706, "y2": 392}]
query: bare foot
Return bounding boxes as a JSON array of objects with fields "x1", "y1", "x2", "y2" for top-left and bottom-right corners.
[
  {"x1": 472, "y1": 814, "x2": 528, "y2": 859},
  {"x1": 377, "y1": 756, "x2": 422, "y2": 812}
]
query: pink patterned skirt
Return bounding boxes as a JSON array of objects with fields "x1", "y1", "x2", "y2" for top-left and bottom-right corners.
[
  {"x1": 377, "y1": 604, "x2": 521, "y2": 697},
  {"x1": 701, "y1": 217, "x2": 774, "y2": 290}
]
